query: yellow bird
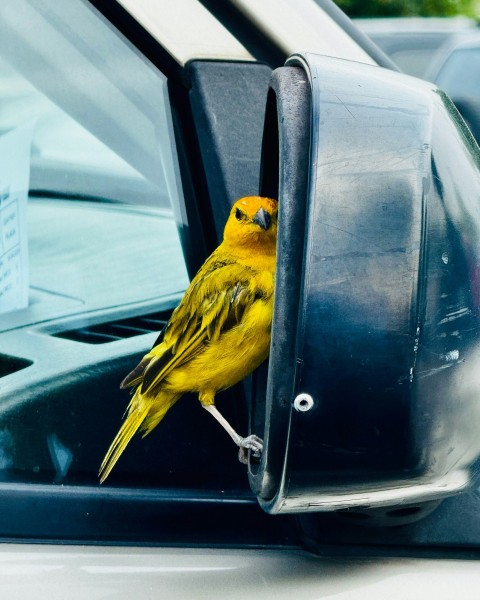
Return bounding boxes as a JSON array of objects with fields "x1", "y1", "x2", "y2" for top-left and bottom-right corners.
[{"x1": 99, "y1": 196, "x2": 277, "y2": 483}]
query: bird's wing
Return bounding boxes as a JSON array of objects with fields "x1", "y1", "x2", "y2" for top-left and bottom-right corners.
[{"x1": 121, "y1": 256, "x2": 257, "y2": 395}]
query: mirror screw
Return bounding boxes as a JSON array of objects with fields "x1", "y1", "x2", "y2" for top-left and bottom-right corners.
[{"x1": 293, "y1": 393, "x2": 314, "y2": 413}]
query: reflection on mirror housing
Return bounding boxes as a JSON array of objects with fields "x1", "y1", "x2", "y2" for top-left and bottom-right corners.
[{"x1": 250, "y1": 52, "x2": 480, "y2": 517}]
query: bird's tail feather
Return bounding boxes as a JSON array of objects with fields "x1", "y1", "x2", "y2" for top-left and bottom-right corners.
[
  {"x1": 98, "y1": 391, "x2": 150, "y2": 483},
  {"x1": 99, "y1": 389, "x2": 180, "y2": 483},
  {"x1": 99, "y1": 394, "x2": 149, "y2": 484}
]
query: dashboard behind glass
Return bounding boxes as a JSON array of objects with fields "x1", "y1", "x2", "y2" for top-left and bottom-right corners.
[{"x1": 0, "y1": 197, "x2": 196, "y2": 487}]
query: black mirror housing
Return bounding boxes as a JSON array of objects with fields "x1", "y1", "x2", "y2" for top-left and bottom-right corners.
[{"x1": 250, "y1": 53, "x2": 480, "y2": 515}]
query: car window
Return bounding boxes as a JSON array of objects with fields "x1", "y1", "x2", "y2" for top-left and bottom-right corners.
[{"x1": 0, "y1": 0, "x2": 191, "y2": 488}]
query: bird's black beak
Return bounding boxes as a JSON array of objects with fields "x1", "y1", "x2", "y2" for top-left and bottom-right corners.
[{"x1": 252, "y1": 207, "x2": 271, "y2": 230}]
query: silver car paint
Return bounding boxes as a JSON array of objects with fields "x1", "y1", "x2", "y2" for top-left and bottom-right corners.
[{"x1": 1, "y1": 544, "x2": 479, "y2": 600}]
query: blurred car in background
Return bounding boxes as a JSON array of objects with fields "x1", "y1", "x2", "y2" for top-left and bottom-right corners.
[
  {"x1": 428, "y1": 36, "x2": 480, "y2": 141},
  {"x1": 356, "y1": 17, "x2": 480, "y2": 143},
  {"x1": 354, "y1": 16, "x2": 479, "y2": 78}
]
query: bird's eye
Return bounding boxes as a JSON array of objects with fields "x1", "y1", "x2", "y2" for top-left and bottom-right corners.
[{"x1": 235, "y1": 208, "x2": 245, "y2": 221}]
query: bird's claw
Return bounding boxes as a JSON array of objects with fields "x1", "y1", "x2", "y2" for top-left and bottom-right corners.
[{"x1": 237, "y1": 434, "x2": 263, "y2": 464}]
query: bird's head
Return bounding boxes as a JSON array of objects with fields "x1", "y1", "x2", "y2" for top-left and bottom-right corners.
[{"x1": 223, "y1": 196, "x2": 278, "y2": 252}]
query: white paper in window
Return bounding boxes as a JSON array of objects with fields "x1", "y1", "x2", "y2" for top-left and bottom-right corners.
[{"x1": 0, "y1": 123, "x2": 32, "y2": 314}]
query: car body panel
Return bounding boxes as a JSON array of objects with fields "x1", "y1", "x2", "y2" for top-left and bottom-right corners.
[
  {"x1": 1, "y1": 544, "x2": 480, "y2": 600},
  {"x1": 116, "y1": 0, "x2": 253, "y2": 64},
  {"x1": 231, "y1": 0, "x2": 376, "y2": 65}
]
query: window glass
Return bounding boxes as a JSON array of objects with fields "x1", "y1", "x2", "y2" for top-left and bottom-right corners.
[{"x1": 0, "y1": 0, "x2": 192, "y2": 487}]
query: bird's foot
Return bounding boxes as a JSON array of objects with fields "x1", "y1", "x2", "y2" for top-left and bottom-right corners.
[{"x1": 237, "y1": 434, "x2": 263, "y2": 464}]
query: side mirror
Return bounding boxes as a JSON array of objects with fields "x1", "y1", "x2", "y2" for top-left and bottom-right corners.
[{"x1": 250, "y1": 53, "x2": 480, "y2": 518}]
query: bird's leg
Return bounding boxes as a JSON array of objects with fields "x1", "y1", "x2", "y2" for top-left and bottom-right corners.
[{"x1": 201, "y1": 402, "x2": 263, "y2": 464}]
